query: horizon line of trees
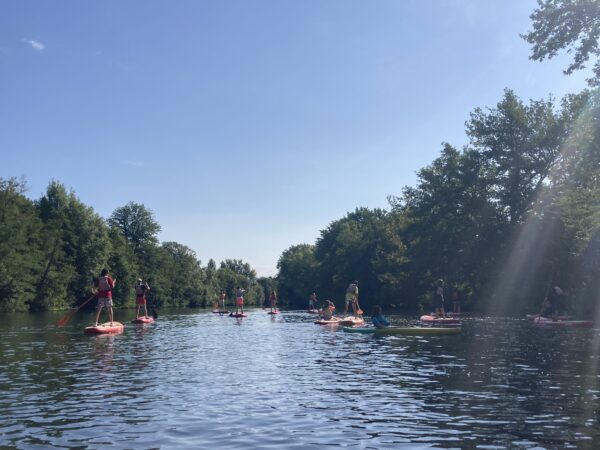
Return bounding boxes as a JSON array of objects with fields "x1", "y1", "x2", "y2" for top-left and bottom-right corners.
[
  {"x1": 276, "y1": 0, "x2": 600, "y2": 315},
  {"x1": 0, "y1": 180, "x2": 267, "y2": 312}
]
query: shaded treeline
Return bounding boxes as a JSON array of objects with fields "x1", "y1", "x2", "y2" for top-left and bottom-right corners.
[
  {"x1": 0, "y1": 181, "x2": 265, "y2": 312},
  {"x1": 277, "y1": 88, "x2": 600, "y2": 314},
  {"x1": 278, "y1": 0, "x2": 600, "y2": 314}
]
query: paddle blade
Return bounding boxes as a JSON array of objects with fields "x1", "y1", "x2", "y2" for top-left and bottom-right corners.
[{"x1": 56, "y1": 310, "x2": 75, "y2": 327}]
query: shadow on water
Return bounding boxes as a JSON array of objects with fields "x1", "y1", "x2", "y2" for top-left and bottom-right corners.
[{"x1": 0, "y1": 309, "x2": 599, "y2": 449}]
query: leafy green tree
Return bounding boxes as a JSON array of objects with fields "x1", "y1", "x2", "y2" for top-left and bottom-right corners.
[
  {"x1": 314, "y1": 208, "x2": 407, "y2": 311},
  {"x1": 276, "y1": 244, "x2": 318, "y2": 308},
  {"x1": 466, "y1": 89, "x2": 568, "y2": 225},
  {"x1": 0, "y1": 177, "x2": 43, "y2": 311},
  {"x1": 393, "y1": 144, "x2": 499, "y2": 308},
  {"x1": 220, "y1": 259, "x2": 257, "y2": 280},
  {"x1": 162, "y1": 242, "x2": 205, "y2": 307},
  {"x1": 108, "y1": 202, "x2": 161, "y2": 253},
  {"x1": 523, "y1": 0, "x2": 600, "y2": 86}
]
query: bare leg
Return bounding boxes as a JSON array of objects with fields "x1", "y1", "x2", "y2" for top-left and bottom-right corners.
[
  {"x1": 143, "y1": 303, "x2": 148, "y2": 317},
  {"x1": 94, "y1": 307, "x2": 102, "y2": 326},
  {"x1": 108, "y1": 307, "x2": 114, "y2": 324}
]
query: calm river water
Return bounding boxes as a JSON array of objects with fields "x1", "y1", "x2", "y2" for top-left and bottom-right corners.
[{"x1": 1, "y1": 309, "x2": 599, "y2": 449}]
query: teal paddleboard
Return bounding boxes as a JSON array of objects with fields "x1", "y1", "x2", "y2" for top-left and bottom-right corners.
[{"x1": 343, "y1": 326, "x2": 461, "y2": 336}]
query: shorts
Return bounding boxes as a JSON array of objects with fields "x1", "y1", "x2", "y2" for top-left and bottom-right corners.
[
  {"x1": 236, "y1": 297, "x2": 244, "y2": 306},
  {"x1": 345, "y1": 293, "x2": 357, "y2": 306},
  {"x1": 97, "y1": 297, "x2": 113, "y2": 309},
  {"x1": 136, "y1": 296, "x2": 146, "y2": 305}
]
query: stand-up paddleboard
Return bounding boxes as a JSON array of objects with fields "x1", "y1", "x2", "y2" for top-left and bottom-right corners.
[
  {"x1": 307, "y1": 309, "x2": 321, "y2": 314},
  {"x1": 84, "y1": 322, "x2": 124, "y2": 335},
  {"x1": 526, "y1": 314, "x2": 571, "y2": 321},
  {"x1": 315, "y1": 318, "x2": 341, "y2": 325},
  {"x1": 343, "y1": 326, "x2": 462, "y2": 336},
  {"x1": 229, "y1": 313, "x2": 248, "y2": 318},
  {"x1": 267, "y1": 310, "x2": 280, "y2": 315},
  {"x1": 131, "y1": 316, "x2": 154, "y2": 324},
  {"x1": 338, "y1": 316, "x2": 364, "y2": 326},
  {"x1": 420, "y1": 315, "x2": 460, "y2": 325},
  {"x1": 533, "y1": 316, "x2": 593, "y2": 328},
  {"x1": 212, "y1": 310, "x2": 230, "y2": 314}
]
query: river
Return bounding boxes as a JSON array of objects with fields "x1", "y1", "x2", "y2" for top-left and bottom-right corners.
[{"x1": 1, "y1": 309, "x2": 599, "y2": 449}]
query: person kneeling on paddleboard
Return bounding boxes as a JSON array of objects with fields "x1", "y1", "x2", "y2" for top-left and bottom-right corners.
[
  {"x1": 93, "y1": 268, "x2": 116, "y2": 326},
  {"x1": 135, "y1": 278, "x2": 150, "y2": 319},
  {"x1": 321, "y1": 300, "x2": 335, "y2": 320},
  {"x1": 371, "y1": 305, "x2": 389, "y2": 328},
  {"x1": 235, "y1": 287, "x2": 245, "y2": 315}
]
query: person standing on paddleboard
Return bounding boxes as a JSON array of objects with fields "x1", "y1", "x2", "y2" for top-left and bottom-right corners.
[
  {"x1": 541, "y1": 286, "x2": 565, "y2": 319},
  {"x1": 218, "y1": 290, "x2": 226, "y2": 311},
  {"x1": 93, "y1": 268, "x2": 116, "y2": 326},
  {"x1": 452, "y1": 287, "x2": 462, "y2": 314},
  {"x1": 235, "y1": 287, "x2": 245, "y2": 315},
  {"x1": 344, "y1": 281, "x2": 359, "y2": 316},
  {"x1": 433, "y1": 279, "x2": 445, "y2": 317},
  {"x1": 135, "y1": 278, "x2": 150, "y2": 319},
  {"x1": 269, "y1": 290, "x2": 277, "y2": 313},
  {"x1": 309, "y1": 292, "x2": 317, "y2": 310}
]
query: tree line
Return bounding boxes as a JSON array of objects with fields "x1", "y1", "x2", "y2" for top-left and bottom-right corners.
[
  {"x1": 0, "y1": 180, "x2": 265, "y2": 312},
  {"x1": 277, "y1": 0, "x2": 600, "y2": 315}
]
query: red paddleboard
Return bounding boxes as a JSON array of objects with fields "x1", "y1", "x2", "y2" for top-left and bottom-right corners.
[
  {"x1": 315, "y1": 318, "x2": 341, "y2": 325},
  {"x1": 526, "y1": 314, "x2": 571, "y2": 321},
  {"x1": 339, "y1": 316, "x2": 365, "y2": 326},
  {"x1": 533, "y1": 317, "x2": 593, "y2": 328},
  {"x1": 420, "y1": 315, "x2": 460, "y2": 325},
  {"x1": 268, "y1": 310, "x2": 280, "y2": 315},
  {"x1": 84, "y1": 322, "x2": 124, "y2": 335},
  {"x1": 131, "y1": 316, "x2": 154, "y2": 324},
  {"x1": 229, "y1": 313, "x2": 248, "y2": 318}
]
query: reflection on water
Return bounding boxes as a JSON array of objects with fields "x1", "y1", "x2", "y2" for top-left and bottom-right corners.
[{"x1": 0, "y1": 310, "x2": 599, "y2": 449}]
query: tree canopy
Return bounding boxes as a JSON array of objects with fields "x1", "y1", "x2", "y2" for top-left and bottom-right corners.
[{"x1": 523, "y1": 0, "x2": 600, "y2": 86}]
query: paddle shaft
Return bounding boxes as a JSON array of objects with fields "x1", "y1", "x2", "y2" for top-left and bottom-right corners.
[{"x1": 56, "y1": 294, "x2": 96, "y2": 327}]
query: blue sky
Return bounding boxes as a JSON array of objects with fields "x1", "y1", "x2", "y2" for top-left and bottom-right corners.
[{"x1": 0, "y1": 1, "x2": 590, "y2": 276}]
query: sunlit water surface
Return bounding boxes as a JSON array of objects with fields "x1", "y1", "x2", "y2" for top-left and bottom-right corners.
[{"x1": 1, "y1": 309, "x2": 600, "y2": 449}]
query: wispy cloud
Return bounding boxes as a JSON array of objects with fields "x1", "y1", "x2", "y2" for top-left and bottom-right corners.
[
  {"x1": 125, "y1": 160, "x2": 145, "y2": 168},
  {"x1": 22, "y1": 38, "x2": 45, "y2": 52}
]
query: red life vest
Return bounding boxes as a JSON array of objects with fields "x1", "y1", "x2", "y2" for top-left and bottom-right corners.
[{"x1": 98, "y1": 276, "x2": 111, "y2": 292}]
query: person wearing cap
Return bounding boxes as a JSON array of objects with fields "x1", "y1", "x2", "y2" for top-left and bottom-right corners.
[
  {"x1": 344, "y1": 280, "x2": 359, "y2": 316},
  {"x1": 135, "y1": 278, "x2": 151, "y2": 319}
]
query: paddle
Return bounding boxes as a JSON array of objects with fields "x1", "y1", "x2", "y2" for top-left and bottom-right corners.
[{"x1": 56, "y1": 294, "x2": 96, "y2": 327}]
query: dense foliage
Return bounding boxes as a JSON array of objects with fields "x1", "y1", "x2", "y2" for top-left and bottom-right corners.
[
  {"x1": 0, "y1": 183, "x2": 266, "y2": 312},
  {"x1": 277, "y1": 88, "x2": 600, "y2": 314},
  {"x1": 523, "y1": 0, "x2": 600, "y2": 86}
]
